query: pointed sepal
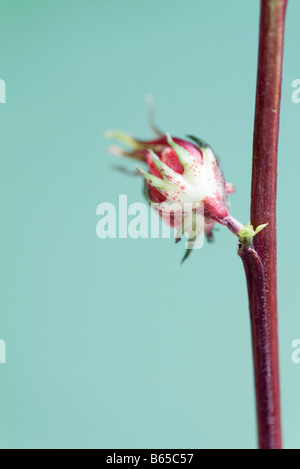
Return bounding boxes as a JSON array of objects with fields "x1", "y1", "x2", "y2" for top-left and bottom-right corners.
[
  {"x1": 149, "y1": 151, "x2": 184, "y2": 187},
  {"x1": 166, "y1": 133, "x2": 200, "y2": 183}
]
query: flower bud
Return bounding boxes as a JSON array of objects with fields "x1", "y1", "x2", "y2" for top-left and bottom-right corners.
[{"x1": 107, "y1": 130, "x2": 236, "y2": 250}]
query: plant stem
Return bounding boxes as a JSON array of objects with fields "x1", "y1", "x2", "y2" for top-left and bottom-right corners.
[{"x1": 239, "y1": 0, "x2": 288, "y2": 449}]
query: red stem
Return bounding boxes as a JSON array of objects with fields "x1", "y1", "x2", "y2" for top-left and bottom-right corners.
[{"x1": 239, "y1": 0, "x2": 288, "y2": 449}]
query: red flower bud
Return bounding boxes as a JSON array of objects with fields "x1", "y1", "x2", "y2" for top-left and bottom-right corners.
[{"x1": 107, "y1": 130, "x2": 237, "y2": 243}]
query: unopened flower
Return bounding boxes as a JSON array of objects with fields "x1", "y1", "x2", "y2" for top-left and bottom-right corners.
[{"x1": 106, "y1": 129, "x2": 266, "y2": 260}]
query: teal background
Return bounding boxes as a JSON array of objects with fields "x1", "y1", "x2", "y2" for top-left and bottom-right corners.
[{"x1": 0, "y1": 0, "x2": 299, "y2": 449}]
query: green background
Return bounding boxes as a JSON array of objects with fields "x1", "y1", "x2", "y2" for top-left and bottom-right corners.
[{"x1": 0, "y1": 0, "x2": 299, "y2": 449}]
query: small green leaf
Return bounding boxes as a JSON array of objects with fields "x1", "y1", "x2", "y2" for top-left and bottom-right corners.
[
  {"x1": 254, "y1": 223, "x2": 268, "y2": 235},
  {"x1": 238, "y1": 222, "x2": 268, "y2": 248}
]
